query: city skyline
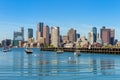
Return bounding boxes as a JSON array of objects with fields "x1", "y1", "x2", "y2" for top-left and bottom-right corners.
[{"x1": 0, "y1": 0, "x2": 120, "y2": 41}]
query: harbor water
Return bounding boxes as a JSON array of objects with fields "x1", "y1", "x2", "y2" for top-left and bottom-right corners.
[{"x1": 0, "y1": 48, "x2": 120, "y2": 80}]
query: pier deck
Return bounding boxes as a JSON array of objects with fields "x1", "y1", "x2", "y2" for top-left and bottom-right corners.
[{"x1": 41, "y1": 47, "x2": 120, "y2": 54}]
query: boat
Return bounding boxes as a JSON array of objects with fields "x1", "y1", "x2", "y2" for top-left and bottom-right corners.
[
  {"x1": 25, "y1": 48, "x2": 33, "y2": 54},
  {"x1": 56, "y1": 50, "x2": 64, "y2": 53},
  {"x1": 2, "y1": 47, "x2": 11, "y2": 52},
  {"x1": 74, "y1": 50, "x2": 81, "y2": 56}
]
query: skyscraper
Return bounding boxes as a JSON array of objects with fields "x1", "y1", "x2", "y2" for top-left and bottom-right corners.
[
  {"x1": 36, "y1": 22, "x2": 44, "y2": 41},
  {"x1": 67, "y1": 28, "x2": 76, "y2": 43},
  {"x1": 100, "y1": 26, "x2": 111, "y2": 45},
  {"x1": 92, "y1": 27, "x2": 97, "y2": 42},
  {"x1": 13, "y1": 27, "x2": 24, "y2": 41},
  {"x1": 88, "y1": 31, "x2": 94, "y2": 44},
  {"x1": 19, "y1": 27, "x2": 24, "y2": 41},
  {"x1": 110, "y1": 29, "x2": 115, "y2": 45},
  {"x1": 37, "y1": 22, "x2": 44, "y2": 32},
  {"x1": 43, "y1": 25, "x2": 50, "y2": 44},
  {"x1": 28, "y1": 28, "x2": 33, "y2": 39},
  {"x1": 51, "y1": 26, "x2": 60, "y2": 47},
  {"x1": 76, "y1": 33, "x2": 80, "y2": 39}
]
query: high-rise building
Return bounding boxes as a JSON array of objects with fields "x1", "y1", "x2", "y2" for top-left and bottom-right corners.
[
  {"x1": 28, "y1": 28, "x2": 33, "y2": 39},
  {"x1": 43, "y1": 25, "x2": 50, "y2": 44},
  {"x1": 67, "y1": 28, "x2": 76, "y2": 43},
  {"x1": 51, "y1": 26, "x2": 60, "y2": 47},
  {"x1": 88, "y1": 31, "x2": 94, "y2": 44},
  {"x1": 19, "y1": 27, "x2": 24, "y2": 41},
  {"x1": 100, "y1": 26, "x2": 114, "y2": 45},
  {"x1": 1, "y1": 39, "x2": 12, "y2": 47},
  {"x1": 36, "y1": 22, "x2": 44, "y2": 41},
  {"x1": 92, "y1": 27, "x2": 97, "y2": 42},
  {"x1": 110, "y1": 29, "x2": 115, "y2": 45},
  {"x1": 13, "y1": 27, "x2": 24, "y2": 41},
  {"x1": 76, "y1": 33, "x2": 80, "y2": 39},
  {"x1": 37, "y1": 22, "x2": 44, "y2": 32}
]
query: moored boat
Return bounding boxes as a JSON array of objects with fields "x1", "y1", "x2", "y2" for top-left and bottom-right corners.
[
  {"x1": 25, "y1": 48, "x2": 33, "y2": 54},
  {"x1": 56, "y1": 50, "x2": 64, "y2": 53},
  {"x1": 74, "y1": 50, "x2": 81, "y2": 56}
]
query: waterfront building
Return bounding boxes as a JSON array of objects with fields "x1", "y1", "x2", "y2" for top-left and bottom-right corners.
[
  {"x1": 13, "y1": 27, "x2": 24, "y2": 41},
  {"x1": 43, "y1": 25, "x2": 50, "y2": 44},
  {"x1": 92, "y1": 27, "x2": 97, "y2": 42},
  {"x1": 19, "y1": 41, "x2": 24, "y2": 47},
  {"x1": 110, "y1": 29, "x2": 115, "y2": 45},
  {"x1": 37, "y1": 37, "x2": 45, "y2": 45},
  {"x1": 19, "y1": 27, "x2": 24, "y2": 41},
  {"x1": 62, "y1": 35, "x2": 68, "y2": 43},
  {"x1": 36, "y1": 22, "x2": 44, "y2": 41},
  {"x1": 28, "y1": 28, "x2": 33, "y2": 39},
  {"x1": 80, "y1": 36, "x2": 89, "y2": 48},
  {"x1": 64, "y1": 42, "x2": 74, "y2": 48},
  {"x1": 12, "y1": 40, "x2": 19, "y2": 47},
  {"x1": 100, "y1": 26, "x2": 114, "y2": 45},
  {"x1": 1, "y1": 39, "x2": 12, "y2": 47},
  {"x1": 67, "y1": 28, "x2": 76, "y2": 43},
  {"x1": 28, "y1": 38, "x2": 34, "y2": 44},
  {"x1": 51, "y1": 26, "x2": 60, "y2": 47},
  {"x1": 96, "y1": 33, "x2": 103, "y2": 45},
  {"x1": 88, "y1": 31, "x2": 94, "y2": 45}
]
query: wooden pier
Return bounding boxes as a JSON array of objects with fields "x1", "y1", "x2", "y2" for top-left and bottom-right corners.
[{"x1": 41, "y1": 47, "x2": 120, "y2": 54}]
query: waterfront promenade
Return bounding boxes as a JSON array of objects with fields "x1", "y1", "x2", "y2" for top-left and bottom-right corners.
[{"x1": 41, "y1": 47, "x2": 120, "y2": 54}]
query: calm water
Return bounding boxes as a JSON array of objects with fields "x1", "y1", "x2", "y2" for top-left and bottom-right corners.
[{"x1": 0, "y1": 48, "x2": 120, "y2": 80}]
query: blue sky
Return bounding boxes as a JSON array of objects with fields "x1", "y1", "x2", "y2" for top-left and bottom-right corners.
[{"x1": 0, "y1": 0, "x2": 120, "y2": 41}]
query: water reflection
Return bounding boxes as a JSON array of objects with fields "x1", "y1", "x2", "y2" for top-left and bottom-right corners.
[
  {"x1": 13, "y1": 51, "x2": 24, "y2": 76},
  {"x1": 91, "y1": 59, "x2": 97, "y2": 74},
  {"x1": 100, "y1": 59, "x2": 115, "y2": 75},
  {"x1": 10, "y1": 48, "x2": 120, "y2": 80}
]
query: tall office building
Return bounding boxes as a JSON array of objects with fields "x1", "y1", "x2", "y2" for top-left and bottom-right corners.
[
  {"x1": 37, "y1": 22, "x2": 44, "y2": 32},
  {"x1": 67, "y1": 28, "x2": 76, "y2": 43},
  {"x1": 88, "y1": 31, "x2": 94, "y2": 44},
  {"x1": 19, "y1": 27, "x2": 24, "y2": 41},
  {"x1": 28, "y1": 28, "x2": 33, "y2": 39},
  {"x1": 100, "y1": 26, "x2": 114, "y2": 45},
  {"x1": 51, "y1": 26, "x2": 60, "y2": 47},
  {"x1": 1, "y1": 39, "x2": 12, "y2": 47},
  {"x1": 13, "y1": 27, "x2": 24, "y2": 41},
  {"x1": 92, "y1": 27, "x2": 97, "y2": 42},
  {"x1": 76, "y1": 33, "x2": 80, "y2": 39},
  {"x1": 36, "y1": 22, "x2": 44, "y2": 41},
  {"x1": 43, "y1": 25, "x2": 50, "y2": 44},
  {"x1": 110, "y1": 29, "x2": 115, "y2": 45}
]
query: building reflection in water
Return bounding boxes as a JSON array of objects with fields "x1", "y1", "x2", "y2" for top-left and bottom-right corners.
[
  {"x1": 100, "y1": 59, "x2": 115, "y2": 75},
  {"x1": 37, "y1": 52, "x2": 60, "y2": 76},
  {"x1": 91, "y1": 59, "x2": 97, "y2": 74},
  {"x1": 27, "y1": 54, "x2": 33, "y2": 76},
  {"x1": 13, "y1": 50, "x2": 115, "y2": 78},
  {"x1": 13, "y1": 51, "x2": 24, "y2": 76}
]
